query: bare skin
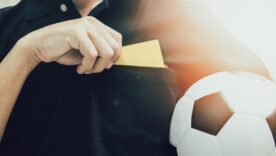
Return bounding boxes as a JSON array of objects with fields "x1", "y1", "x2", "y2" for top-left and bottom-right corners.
[{"x1": 0, "y1": 0, "x2": 122, "y2": 141}]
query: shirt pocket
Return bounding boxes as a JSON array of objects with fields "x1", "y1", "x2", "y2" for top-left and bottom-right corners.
[{"x1": 94, "y1": 66, "x2": 179, "y2": 154}]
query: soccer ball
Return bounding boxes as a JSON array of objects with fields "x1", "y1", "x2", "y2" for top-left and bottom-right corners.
[{"x1": 170, "y1": 72, "x2": 276, "y2": 156}]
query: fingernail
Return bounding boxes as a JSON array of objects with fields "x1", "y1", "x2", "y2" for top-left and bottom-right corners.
[
  {"x1": 77, "y1": 67, "x2": 84, "y2": 74},
  {"x1": 78, "y1": 71, "x2": 84, "y2": 74},
  {"x1": 107, "y1": 64, "x2": 113, "y2": 69}
]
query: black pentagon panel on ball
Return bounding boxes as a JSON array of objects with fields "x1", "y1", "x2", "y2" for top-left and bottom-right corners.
[
  {"x1": 192, "y1": 92, "x2": 234, "y2": 136},
  {"x1": 266, "y1": 111, "x2": 276, "y2": 147}
]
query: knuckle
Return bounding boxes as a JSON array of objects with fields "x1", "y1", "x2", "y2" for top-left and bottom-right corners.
[
  {"x1": 116, "y1": 48, "x2": 122, "y2": 56},
  {"x1": 82, "y1": 20, "x2": 90, "y2": 26},
  {"x1": 112, "y1": 44, "x2": 120, "y2": 52},
  {"x1": 91, "y1": 17, "x2": 99, "y2": 22},
  {"x1": 79, "y1": 17, "x2": 86, "y2": 23},
  {"x1": 79, "y1": 17, "x2": 94, "y2": 28},
  {"x1": 86, "y1": 53, "x2": 97, "y2": 60},
  {"x1": 103, "y1": 50, "x2": 114, "y2": 58},
  {"x1": 115, "y1": 32, "x2": 123, "y2": 41},
  {"x1": 85, "y1": 53, "x2": 93, "y2": 60},
  {"x1": 83, "y1": 16, "x2": 93, "y2": 21},
  {"x1": 86, "y1": 16, "x2": 97, "y2": 23},
  {"x1": 90, "y1": 52, "x2": 98, "y2": 58},
  {"x1": 83, "y1": 16, "x2": 90, "y2": 20},
  {"x1": 81, "y1": 20, "x2": 92, "y2": 28}
]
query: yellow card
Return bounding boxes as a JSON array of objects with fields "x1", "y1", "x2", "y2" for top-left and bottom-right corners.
[{"x1": 115, "y1": 40, "x2": 165, "y2": 68}]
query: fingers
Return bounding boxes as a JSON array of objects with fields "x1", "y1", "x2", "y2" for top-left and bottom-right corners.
[
  {"x1": 96, "y1": 29, "x2": 120, "y2": 66},
  {"x1": 74, "y1": 17, "x2": 123, "y2": 74},
  {"x1": 86, "y1": 31, "x2": 114, "y2": 73},
  {"x1": 77, "y1": 35, "x2": 98, "y2": 74},
  {"x1": 86, "y1": 17, "x2": 123, "y2": 64},
  {"x1": 103, "y1": 25, "x2": 122, "y2": 63}
]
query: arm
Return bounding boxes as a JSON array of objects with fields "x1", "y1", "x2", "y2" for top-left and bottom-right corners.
[
  {"x1": 0, "y1": 40, "x2": 38, "y2": 140},
  {"x1": 0, "y1": 16, "x2": 122, "y2": 141}
]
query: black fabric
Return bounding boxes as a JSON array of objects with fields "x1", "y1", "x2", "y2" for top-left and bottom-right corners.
[{"x1": 0, "y1": 0, "x2": 181, "y2": 155}]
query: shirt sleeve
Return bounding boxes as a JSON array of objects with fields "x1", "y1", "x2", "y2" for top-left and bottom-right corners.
[{"x1": 0, "y1": 7, "x2": 13, "y2": 61}]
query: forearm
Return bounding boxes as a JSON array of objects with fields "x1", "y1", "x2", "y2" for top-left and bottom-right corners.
[{"x1": 0, "y1": 40, "x2": 37, "y2": 141}]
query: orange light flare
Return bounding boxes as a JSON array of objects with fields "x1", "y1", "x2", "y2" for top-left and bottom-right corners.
[{"x1": 141, "y1": 0, "x2": 273, "y2": 93}]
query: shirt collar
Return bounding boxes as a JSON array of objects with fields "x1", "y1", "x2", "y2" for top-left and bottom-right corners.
[{"x1": 24, "y1": 0, "x2": 110, "y2": 21}]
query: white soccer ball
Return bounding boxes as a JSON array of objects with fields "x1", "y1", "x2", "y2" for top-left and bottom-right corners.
[{"x1": 170, "y1": 72, "x2": 276, "y2": 156}]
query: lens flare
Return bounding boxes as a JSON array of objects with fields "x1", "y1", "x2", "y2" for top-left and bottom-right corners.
[{"x1": 207, "y1": 0, "x2": 276, "y2": 80}]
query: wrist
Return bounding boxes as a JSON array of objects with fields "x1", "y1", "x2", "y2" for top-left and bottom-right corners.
[
  {"x1": 5, "y1": 38, "x2": 40, "y2": 74},
  {"x1": 14, "y1": 37, "x2": 41, "y2": 71}
]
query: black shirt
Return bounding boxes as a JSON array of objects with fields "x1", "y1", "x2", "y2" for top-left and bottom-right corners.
[
  {"x1": 0, "y1": 0, "x2": 181, "y2": 155},
  {"x1": 0, "y1": 0, "x2": 269, "y2": 155}
]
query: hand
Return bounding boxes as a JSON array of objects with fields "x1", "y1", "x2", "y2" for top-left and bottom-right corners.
[{"x1": 20, "y1": 16, "x2": 122, "y2": 74}]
